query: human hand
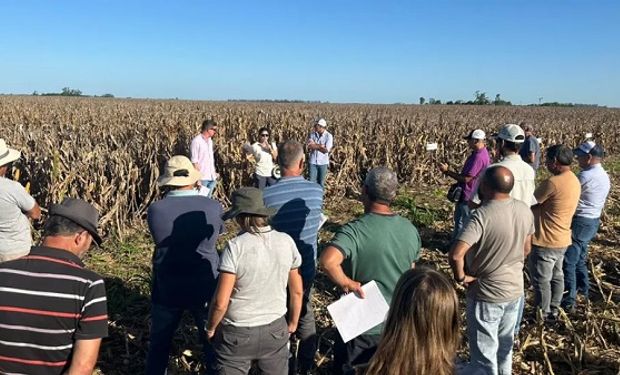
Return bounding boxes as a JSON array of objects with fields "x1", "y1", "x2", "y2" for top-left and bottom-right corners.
[
  {"x1": 206, "y1": 329, "x2": 215, "y2": 342},
  {"x1": 287, "y1": 322, "x2": 298, "y2": 334},
  {"x1": 463, "y1": 275, "x2": 477, "y2": 287},
  {"x1": 343, "y1": 280, "x2": 365, "y2": 298},
  {"x1": 438, "y1": 163, "x2": 449, "y2": 173}
]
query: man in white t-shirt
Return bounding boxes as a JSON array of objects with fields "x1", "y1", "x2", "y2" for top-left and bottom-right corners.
[
  {"x1": 0, "y1": 139, "x2": 41, "y2": 261},
  {"x1": 191, "y1": 119, "x2": 219, "y2": 198}
]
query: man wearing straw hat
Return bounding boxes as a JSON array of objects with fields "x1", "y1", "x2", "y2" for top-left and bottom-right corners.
[
  {"x1": 146, "y1": 155, "x2": 224, "y2": 374},
  {"x1": 0, "y1": 138, "x2": 41, "y2": 261}
]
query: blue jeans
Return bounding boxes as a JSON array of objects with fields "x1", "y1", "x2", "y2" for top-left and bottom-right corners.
[
  {"x1": 466, "y1": 297, "x2": 520, "y2": 375},
  {"x1": 452, "y1": 202, "x2": 471, "y2": 240},
  {"x1": 309, "y1": 164, "x2": 328, "y2": 188},
  {"x1": 146, "y1": 304, "x2": 217, "y2": 375},
  {"x1": 529, "y1": 246, "x2": 566, "y2": 315},
  {"x1": 200, "y1": 179, "x2": 217, "y2": 198},
  {"x1": 562, "y1": 216, "x2": 600, "y2": 308}
]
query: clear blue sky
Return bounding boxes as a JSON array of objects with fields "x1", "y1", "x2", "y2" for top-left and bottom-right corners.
[{"x1": 1, "y1": 1, "x2": 618, "y2": 106}]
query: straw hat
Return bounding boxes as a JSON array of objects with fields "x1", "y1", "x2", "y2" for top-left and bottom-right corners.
[
  {"x1": 222, "y1": 187, "x2": 276, "y2": 220},
  {"x1": 157, "y1": 155, "x2": 202, "y2": 187},
  {"x1": 0, "y1": 139, "x2": 21, "y2": 167}
]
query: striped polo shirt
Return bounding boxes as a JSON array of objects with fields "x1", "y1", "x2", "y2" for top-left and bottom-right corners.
[
  {"x1": 263, "y1": 176, "x2": 323, "y2": 282},
  {"x1": 0, "y1": 246, "x2": 108, "y2": 375}
]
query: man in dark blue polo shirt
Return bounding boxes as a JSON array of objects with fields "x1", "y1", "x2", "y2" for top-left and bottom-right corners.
[{"x1": 146, "y1": 155, "x2": 224, "y2": 375}]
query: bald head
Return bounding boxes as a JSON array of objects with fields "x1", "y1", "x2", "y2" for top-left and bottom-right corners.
[{"x1": 482, "y1": 166, "x2": 514, "y2": 195}]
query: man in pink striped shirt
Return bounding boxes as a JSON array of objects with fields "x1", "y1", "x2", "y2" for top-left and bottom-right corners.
[{"x1": 191, "y1": 119, "x2": 219, "y2": 198}]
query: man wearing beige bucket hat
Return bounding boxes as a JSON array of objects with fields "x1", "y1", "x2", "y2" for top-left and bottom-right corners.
[
  {"x1": 146, "y1": 155, "x2": 224, "y2": 374},
  {"x1": 0, "y1": 139, "x2": 41, "y2": 261}
]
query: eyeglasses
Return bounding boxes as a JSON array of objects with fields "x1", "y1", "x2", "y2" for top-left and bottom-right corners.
[{"x1": 260, "y1": 134, "x2": 269, "y2": 137}]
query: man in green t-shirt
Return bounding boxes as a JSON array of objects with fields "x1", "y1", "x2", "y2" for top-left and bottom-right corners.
[{"x1": 320, "y1": 166, "x2": 421, "y2": 374}]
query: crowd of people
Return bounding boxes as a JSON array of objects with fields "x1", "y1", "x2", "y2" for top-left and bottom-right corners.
[{"x1": 0, "y1": 118, "x2": 611, "y2": 375}]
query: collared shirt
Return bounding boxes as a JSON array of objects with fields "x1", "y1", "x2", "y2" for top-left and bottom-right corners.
[
  {"x1": 471, "y1": 154, "x2": 536, "y2": 206},
  {"x1": 308, "y1": 131, "x2": 333, "y2": 166},
  {"x1": 0, "y1": 176, "x2": 36, "y2": 255},
  {"x1": 519, "y1": 135, "x2": 541, "y2": 170},
  {"x1": 0, "y1": 246, "x2": 108, "y2": 375},
  {"x1": 460, "y1": 148, "x2": 491, "y2": 202},
  {"x1": 190, "y1": 134, "x2": 217, "y2": 180},
  {"x1": 263, "y1": 176, "x2": 323, "y2": 282},
  {"x1": 575, "y1": 163, "x2": 610, "y2": 219}
]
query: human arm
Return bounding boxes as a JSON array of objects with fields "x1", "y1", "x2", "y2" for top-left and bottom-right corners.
[
  {"x1": 438, "y1": 164, "x2": 475, "y2": 184},
  {"x1": 25, "y1": 201, "x2": 41, "y2": 220},
  {"x1": 63, "y1": 338, "x2": 102, "y2": 375},
  {"x1": 206, "y1": 272, "x2": 236, "y2": 339},
  {"x1": 523, "y1": 234, "x2": 532, "y2": 258},
  {"x1": 534, "y1": 179, "x2": 555, "y2": 205},
  {"x1": 448, "y1": 241, "x2": 476, "y2": 285},
  {"x1": 319, "y1": 246, "x2": 365, "y2": 297},
  {"x1": 287, "y1": 269, "x2": 303, "y2": 333}
]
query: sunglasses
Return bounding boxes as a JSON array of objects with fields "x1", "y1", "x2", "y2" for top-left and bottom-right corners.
[{"x1": 260, "y1": 133, "x2": 269, "y2": 137}]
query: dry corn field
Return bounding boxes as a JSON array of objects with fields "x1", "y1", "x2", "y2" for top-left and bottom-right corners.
[{"x1": 2, "y1": 95, "x2": 620, "y2": 374}]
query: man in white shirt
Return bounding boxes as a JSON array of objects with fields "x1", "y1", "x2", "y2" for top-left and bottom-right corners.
[
  {"x1": 191, "y1": 119, "x2": 219, "y2": 198},
  {"x1": 307, "y1": 118, "x2": 333, "y2": 188},
  {"x1": 0, "y1": 139, "x2": 41, "y2": 261}
]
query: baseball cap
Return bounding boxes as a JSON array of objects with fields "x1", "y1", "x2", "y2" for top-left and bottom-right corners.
[
  {"x1": 495, "y1": 124, "x2": 525, "y2": 143},
  {"x1": 316, "y1": 118, "x2": 327, "y2": 128},
  {"x1": 574, "y1": 141, "x2": 605, "y2": 158},
  {"x1": 463, "y1": 129, "x2": 486, "y2": 140}
]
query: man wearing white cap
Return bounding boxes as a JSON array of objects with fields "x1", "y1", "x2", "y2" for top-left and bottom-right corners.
[
  {"x1": 439, "y1": 129, "x2": 491, "y2": 239},
  {"x1": 561, "y1": 141, "x2": 610, "y2": 311},
  {"x1": 307, "y1": 118, "x2": 333, "y2": 188},
  {"x1": 0, "y1": 139, "x2": 41, "y2": 261}
]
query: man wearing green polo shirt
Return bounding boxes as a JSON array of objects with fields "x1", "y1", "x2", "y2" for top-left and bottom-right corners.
[{"x1": 319, "y1": 166, "x2": 421, "y2": 374}]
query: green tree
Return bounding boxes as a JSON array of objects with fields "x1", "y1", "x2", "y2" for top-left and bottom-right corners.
[{"x1": 419, "y1": 97, "x2": 425, "y2": 105}]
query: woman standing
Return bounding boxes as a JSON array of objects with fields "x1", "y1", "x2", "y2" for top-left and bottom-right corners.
[
  {"x1": 206, "y1": 187, "x2": 303, "y2": 375},
  {"x1": 245, "y1": 127, "x2": 278, "y2": 189}
]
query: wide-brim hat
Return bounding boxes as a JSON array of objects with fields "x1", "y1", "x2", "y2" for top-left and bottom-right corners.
[
  {"x1": 0, "y1": 139, "x2": 21, "y2": 167},
  {"x1": 49, "y1": 198, "x2": 102, "y2": 245},
  {"x1": 222, "y1": 187, "x2": 276, "y2": 220},
  {"x1": 157, "y1": 155, "x2": 202, "y2": 187}
]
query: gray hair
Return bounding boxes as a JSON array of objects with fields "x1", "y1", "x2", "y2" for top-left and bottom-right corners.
[
  {"x1": 278, "y1": 140, "x2": 305, "y2": 169},
  {"x1": 364, "y1": 167, "x2": 398, "y2": 204}
]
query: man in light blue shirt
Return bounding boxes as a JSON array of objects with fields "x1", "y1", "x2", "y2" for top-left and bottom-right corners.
[
  {"x1": 307, "y1": 118, "x2": 334, "y2": 188},
  {"x1": 562, "y1": 141, "x2": 610, "y2": 311}
]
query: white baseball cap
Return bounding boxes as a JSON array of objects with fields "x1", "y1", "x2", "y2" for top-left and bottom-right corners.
[
  {"x1": 463, "y1": 129, "x2": 486, "y2": 140},
  {"x1": 316, "y1": 118, "x2": 327, "y2": 128},
  {"x1": 495, "y1": 124, "x2": 525, "y2": 143}
]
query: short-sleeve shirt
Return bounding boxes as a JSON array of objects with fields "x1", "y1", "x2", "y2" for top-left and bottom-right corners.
[
  {"x1": 0, "y1": 246, "x2": 108, "y2": 375},
  {"x1": 519, "y1": 136, "x2": 541, "y2": 170},
  {"x1": 327, "y1": 213, "x2": 421, "y2": 335},
  {"x1": 308, "y1": 131, "x2": 334, "y2": 166},
  {"x1": 219, "y1": 226, "x2": 302, "y2": 327},
  {"x1": 471, "y1": 154, "x2": 537, "y2": 206},
  {"x1": 533, "y1": 171, "x2": 581, "y2": 248},
  {"x1": 457, "y1": 199, "x2": 535, "y2": 303},
  {"x1": 190, "y1": 134, "x2": 217, "y2": 180},
  {"x1": 575, "y1": 164, "x2": 611, "y2": 219},
  {"x1": 460, "y1": 148, "x2": 491, "y2": 202},
  {"x1": 0, "y1": 177, "x2": 36, "y2": 256},
  {"x1": 251, "y1": 143, "x2": 275, "y2": 177},
  {"x1": 147, "y1": 190, "x2": 224, "y2": 308},
  {"x1": 263, "y1": 176, "x2": 323, "y2": 283}
]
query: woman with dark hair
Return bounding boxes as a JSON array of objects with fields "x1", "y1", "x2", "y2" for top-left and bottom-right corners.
[
  {"x1": 244, "y1": 127, "x2": 278, "y2": 189},
  {"x1": 355, "y1": 267, "x2": 460, "y2": 375},
  {"x1": 206, "y1": 187, "x2": 304, "y2": 374}
]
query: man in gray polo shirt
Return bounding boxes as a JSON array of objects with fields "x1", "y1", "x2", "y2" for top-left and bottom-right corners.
[
  {"x1": 450, "y1": 166, "x2": 534, "y2": 374},
  {"x1": 0, "y1": 139, "x2": 41, "y2": 261}
]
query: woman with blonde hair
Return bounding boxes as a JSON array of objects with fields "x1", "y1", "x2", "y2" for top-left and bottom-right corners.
[{"x1": 359, "y1": 267, "x2": 460, "y2": 375}]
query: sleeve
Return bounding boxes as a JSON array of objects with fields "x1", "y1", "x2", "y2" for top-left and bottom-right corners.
[
  {"x1": 190, "y1": 138, "x2": 201, "y2": 163},
  {"x1": 251, "y1": 143, "x2": 263, "y2": 161},
  {"x1": 327, "y1": 222, "x2": 358, "y2": 259},
  {"x1": 411, "y1": 227, "x2": 422, "y2": 262},
  {"x1": 528, "y1": 212, "x2": 535, "y2": 235},
  {"x1": 12, "y1": 183, "x2": 36, "y2": 212},
  {"x1": 462, "y1": 155, "x2": 485, "y2": 178},
  {"x1": 325, "y1": 133, "x2": 334, "y2": 152},
  {"x1": 534, "y1": 179, "x2": 555, "y2": 204},
  {"x1": 75, "y1": 278, "x2": 108, "y2": 340},
  {"x1": 218, "y1": 242, "x2": 238, "y2": 274},
  {"x1": 456, "y1": 212, "x2": 484, "y2": 246}
]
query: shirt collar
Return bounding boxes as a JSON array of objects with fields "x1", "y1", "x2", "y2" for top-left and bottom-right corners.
[
  {"x1": 167, "y1": 189, "x2": 199, "y2": 197},
  {"x1": 29, "y1": 246, "x2": 85, "y2": 267},
  {"x1": 504, "y1": 154, "x2": 520, "y2": 161}
]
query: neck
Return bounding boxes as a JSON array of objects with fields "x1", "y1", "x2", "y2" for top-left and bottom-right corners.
[
  {"x1": 0, "y1": 167, "x2": 6, "y2": 177},
  {"x1": 201, "y1": 133, "x2": 211, "y2": 140},
  {"x1": 485, "y1": 192, "x2": 511, "y2": 202},
  {"x1": 281, "y1": 168, "x2": 302, "y2": 177},
  {"x1": 41, "y1": 237, "x2": 82, "y2": 258},
  {"x1": 556, "y1": 166, "x2": 571, "y2": 174},
  {"x1": 173, "y1": 185, "x2": 195, "y2": 191},
  {"x1": 502, "y1": 150, "x2": 516, "y2": 157},
  {"x1": 365, "y1": 201, "x2": 392, "y2": 215}
]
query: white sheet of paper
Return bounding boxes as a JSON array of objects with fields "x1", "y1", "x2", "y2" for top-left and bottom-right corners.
[{"x1": 327, "y1": 280, "x2": 390, "y2": 343}]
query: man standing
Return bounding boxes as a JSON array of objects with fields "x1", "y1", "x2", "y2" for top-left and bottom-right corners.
[
  {"x1": 530, "y1": 145, "x2": 580, "y2": 320},
  {"x1": 146, "y1": 155, "x2": 224, "y2": 374},
  {"x1": 450, "y1": 166, "x2": 534, "y2": 375},
  {"x1": 519, "y1": 124, "x2": 541, "y2": 171},
  {"x1": 191, "y1": 119, "x2": 219, "y2": 198},
  {"x1": 561, "y1": 141, "x2": 610, "y2": 311},
  {"x1": 320, "y1": 167, "x2": 421, "y2": 373},
  {"x1": 263, "y1": 140, "x2": 323, "y2": 374},
  {"x1": 439, "y1": 129, "x2": 491, "y2": 238},
  {"x1": 0, "y1": 198, "x2": 108, "y2": 374},
  {"x1": 0, "y1": 139, "x2": 41, "y2": 261},
  {"x1": 307, "y1": 118, "x2": 333, "y2": 188}
]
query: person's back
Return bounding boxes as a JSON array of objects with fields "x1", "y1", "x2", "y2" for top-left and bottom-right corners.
[
  {"x1": 496, "y1": 154, "x2": 536, "y2": 205},
  {"x1": 0, "y1": 176, "x2": 35, "y2": 257}
]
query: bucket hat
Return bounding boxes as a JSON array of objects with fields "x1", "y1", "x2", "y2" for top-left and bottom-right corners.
[
  {"x1": 49, "y1": 198, "x2": 102, "y2": 245},
  {"x1": 222, "y1": 187, "x2": 276, "y2": 220},
  {"x1": 0, "y1": 139, "x2": 21, "y2": 167},
  {"x1": 157, "y1": 155, "x2": 202, "y2": 187}
]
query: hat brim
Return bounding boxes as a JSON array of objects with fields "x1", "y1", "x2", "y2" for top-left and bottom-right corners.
[
  {"x1": 222, "y1": 206, "x2": 277, "y2": 221},
  {"x1": 0, "y1": 149, "x2": 21, "y2": 167},
  {"x1": 157, "y1": 169, "x2": 202, "y2": 187},
  {"x1": 49, "y1": 206, "x2": 103, "y2": 246},
  {"x1": 573, "y1": 148, "x2": 588, "y2": 157}
]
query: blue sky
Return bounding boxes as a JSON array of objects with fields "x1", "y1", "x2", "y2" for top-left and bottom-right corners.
[{"x1": 0, "y1": 1, "x2": 618, "y2": 106}]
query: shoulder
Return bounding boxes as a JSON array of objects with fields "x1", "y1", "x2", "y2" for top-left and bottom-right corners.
[
  {"x1": 0, "y1": 178, "x2": 26, "y2": 193},
  {"x1": 191, "y1": 134, "x2": 202, "y2": 143}
]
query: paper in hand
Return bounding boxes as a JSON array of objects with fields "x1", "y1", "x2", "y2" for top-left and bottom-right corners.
[{"x1": 327, "y1": 280, "x2": 390, "y2": 343}]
